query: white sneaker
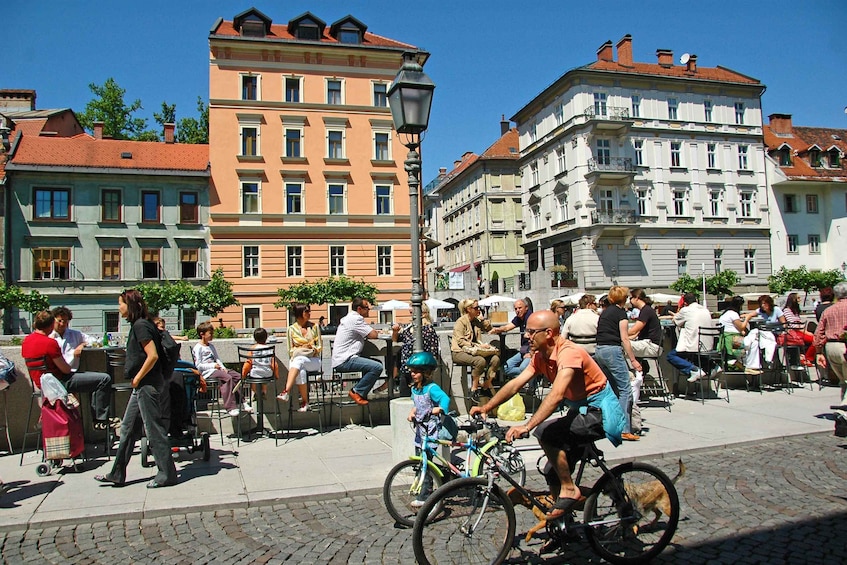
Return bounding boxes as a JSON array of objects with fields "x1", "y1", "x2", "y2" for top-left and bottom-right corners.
[
  {"x1": 687, "y1": 368, "x2": 706, "y2": 383},
  {"x1": 297, "y1": 404, "x2": 310, "y2": 413},
  {"x1": 410, "y1": 499, "x2": 426, "y2": 508},
  {"x1": 278, "y1": 391, "x2": 290, "y2": 402},
  {"x1": 228, "y1": 408, "x2": 240, "y2": 417},
  {"x1": 241, "y1": 402, "x2": 254, "y2": 414}
]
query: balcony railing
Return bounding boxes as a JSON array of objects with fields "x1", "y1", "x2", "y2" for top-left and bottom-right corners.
[
  {"x1": 591, "y1": 209, "x2": 637, "y2": 225},
  {"x1": 550, "y1": 270, "x2": 579, "y2": 289},
  {"x1": 584, "y1": 105, "x2": 631, "y2": 120},
  {"x1": 587, "y1": 157, "x2": 635, "y2": 173}
]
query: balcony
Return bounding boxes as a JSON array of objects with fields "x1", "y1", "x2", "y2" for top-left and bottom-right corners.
[
  {"x1": 585, "y1": 157, "x2": 636, "y2": 185},
  {"x1": 583, "y1": 105, "x2": 633, "y2": 134},
  {"x1": 550, "y1": 269, "x2": 579, "y2": 289},
  {"x1": 591, "y1": 209, "x2": 637, "y2": 225},
  {"x1": 588, "y1": 208, "x2": 639, "y2": 247}
]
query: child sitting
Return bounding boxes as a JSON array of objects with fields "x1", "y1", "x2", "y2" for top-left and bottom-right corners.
[
  {"x1": 406, "y1": 351, "x2": 451, "y2": 508},
  {"x1": 193, "y1": 321, "x2": 249, "y2": 417},
  {"x1": 241, "y1": 327, "x2": 279, "y2": 401}
]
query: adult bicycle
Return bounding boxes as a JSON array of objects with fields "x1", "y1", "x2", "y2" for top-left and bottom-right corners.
[
  {"x1": 411, "y1": 424, "x2": 680, "y2": 564},
  {"x1": 383, "y1": 415, "x2": 525, "y2": 527}
]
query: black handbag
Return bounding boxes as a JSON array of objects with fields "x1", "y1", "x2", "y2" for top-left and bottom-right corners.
[{"x1": 569, "y1": 406, "x2": 605, "y2": 442}]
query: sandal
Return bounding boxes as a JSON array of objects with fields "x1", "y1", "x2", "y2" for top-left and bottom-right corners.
[
  {"x1": 545, "y1": 495, "x2": 586, "y2": 519},
  {"x1": 94, "y1": 474, "x2": 124, "y2": 487},
  {"x1": 93, "y1": 421, "x2": 108, "y2": 431}
]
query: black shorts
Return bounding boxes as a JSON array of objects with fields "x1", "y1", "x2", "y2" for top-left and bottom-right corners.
[{"x1": 532, "y1": 407, "x2": 605, "y2": 452}]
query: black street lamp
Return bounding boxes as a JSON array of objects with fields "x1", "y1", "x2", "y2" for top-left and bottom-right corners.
[{"x1": 388, "y1": 52, "x2": 435, "y2": 394}]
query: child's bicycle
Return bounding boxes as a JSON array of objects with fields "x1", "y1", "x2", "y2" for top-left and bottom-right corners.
[
  {"x1": 383, "y1": 414, "x2": 526, "y2": 527},
  {"x1": 411, "y1": 423, "x2": 680, "y2": 564}
]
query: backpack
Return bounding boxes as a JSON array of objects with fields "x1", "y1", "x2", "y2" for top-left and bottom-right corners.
[
  {"x1": 159, "y1": 330, "x2": 183, "y2": 377},
  {"x1": 0, "y1": 352, "x2": 16, "y2": 391}
]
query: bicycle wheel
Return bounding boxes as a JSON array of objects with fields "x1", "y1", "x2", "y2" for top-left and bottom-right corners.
[
  {"x1": 412, "y1": 477, "x2": 515, "y2": 565},
  {"x1": 485, "y1": 442, "x2": 526, "y2": 486},
  {"x1": 383, "y1": 459, "x2": 444, "y2": 527},
  {"x1": 584, "y1": 461, "x2": 680, "y2": 564}
]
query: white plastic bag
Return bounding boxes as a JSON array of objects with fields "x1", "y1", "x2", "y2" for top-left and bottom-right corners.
[{"x1": 40, "y1": 374, "x2": 69, "y2": 405}]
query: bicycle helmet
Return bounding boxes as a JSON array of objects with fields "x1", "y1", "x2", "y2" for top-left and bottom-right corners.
[{"x1": 406, "y1": 351, "x2": 438, "y2": 371}]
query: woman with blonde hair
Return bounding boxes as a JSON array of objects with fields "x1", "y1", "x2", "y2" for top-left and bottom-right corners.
[
  {"x1": 278, "y1": 303, "x2": 322, "y2": 411},
  {"x1": 451, "y1": 298, "x2": 500, "y2": 403}
]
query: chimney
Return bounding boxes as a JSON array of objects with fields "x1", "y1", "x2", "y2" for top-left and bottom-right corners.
[
  {"x1": 768, "y1": 113, "x2": 793, "y2": 135},
  {"x1": 439, "y1": 167, "x2": 447, "y2": 176},
  {"x1": 616, "y1": 34, "x2": 633, "y2": 67},
  {"x1": 93, "y1": 121, "x2": 104, "y2": 139},
  {"x1": 686, "y1": 54, "x2": 697, "y2": 73},
  {"x1": 596, "y1": 40, "x2": 614, "y2": 62},
  {"x1": 656, "y1": 49, "x2": 673, "y2": 67},
  {"x1": 500, "y1": 114, "x2": 510, "y2": 136},
  {"x1": 164, "y1": 123, "x2": 175, "y2": 144}
]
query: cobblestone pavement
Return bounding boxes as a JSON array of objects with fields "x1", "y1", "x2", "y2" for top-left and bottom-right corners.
[{"x1": 2, "y1": 433, "x2": 846, "y2": 564}]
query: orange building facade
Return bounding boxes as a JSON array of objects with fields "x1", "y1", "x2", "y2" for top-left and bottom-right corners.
[{"x1": 208, "y1": 9, "x2": 429, "y2": 329}]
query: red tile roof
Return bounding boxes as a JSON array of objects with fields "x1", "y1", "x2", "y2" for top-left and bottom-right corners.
[
  {"x1": 480, "y1": 128, "x2": 520, "y2": 160},
  {"x1": 764, "y1": 124, "x2": 847, "y2": 181},
  {"x1": 212, "y1": 18, "x2": 417, "y2": 50},
  {"x1": 586, "y1": 60, "x2": 760, "y2": 85},
  {"x1": 10, "y1": 133, "x2": 209, "y2": 173}
]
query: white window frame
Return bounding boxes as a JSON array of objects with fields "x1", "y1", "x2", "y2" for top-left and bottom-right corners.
[
  {"x1": 555, "y1": 191, "x2": 568, "y2": 222},
  {"x1": 377, "y1": 245, "x2": 392, "y2": 275},
  {"x1": 243, "y1": 245, "x2": 259, "y2": 277},
  {"x1": 787, "y1": 234, "x2": 799, "y2": 254},
  {"x1": 667, "y1": 98, "x2": 678, "y2": 120},
  {"x1": 806, "y1": 194, "x2": 819, "y2": 214},
  {"x1": 328, "y1": 183, "x2": 346, "y2": 214},
  {"x1": 596, "y1": 139, "x2": 611, "y2": 165},
  {"x1": 329, "y1": 245, "x2": 345, "y2": 276},
  {"x1": 243, "y1": 306, "x2": 262, "y2": 329},
  {"x1": 375, "y1": 184, "x2": 392, "y2": 215},
  {"x1": 672, "y1": 188, "x2": 687, "y2": 216},
  {"x1": 734, "y1": 102, "x2": 745, "y2": 125},
  {"x1": 285, "y1": 182, "x2": 303, "y2": 214},
  {"x1": 738, "y1": 145, "x2": 749, "y2": 170},
  {"x1": 594, "y1": 92, "x2": 607, "y2": 116},
  {"x1": 372, "y1": 82, "x2": 388, "y2": 107},
  {"x1": 556, "y1": 147, "x2": 566, "y2": 174},
  {"x1": 707, "y1": 143, "x2": 717, "y2": 169},
  {"x1": 631, "y1": 94, "x2": 641, "y2": 118},
  {"x1": 708, "y1": 187, "x2": 723, "y2": 217},
  {"x1": 373, "y1": 130, "x2": 391, "y2": 161},
  {"x1": 284, "y1": 126, "x2": 303, "y2": 158},
  {"x1": 598, "y1": 189, "x2": 614, "y2": 213},
  {"x1": 739, "y1": 190, "x2": 754, "y2": 218},
  {"x1": 634, "y1": 140, "x2": 643, "y2": 166},
  {"x1": 636, "y1": 188, "x2": 650, "y2": 216},
  {"x1": 326, "y1": 78, "x2": 344, "y2": 105},
  {"x1": 744, "y1": 249, "x2": 756, "y2": 275},
  {"x1": 240, "y1": 73, "x2": 261, "y2": 101},
  {"x1": 530, "y1": 162, "x2": 539, "y2": 186},
  {"x1": 287, "y1": 246, "x2": 303, "y2": 277},
  {"x1": 554, "y1": 103, "x2": 564, "y2": 126},
  {"x1": 704, "y1": 100, "x2": 713, "y2": 122},
  {"x1": 240, "y1": 125, "x2": 260, "y2": 157},
  {"x1": 240, "y1": 181, "x2": 260, "y2": 214},
  {"x1": 284, "y1": 75, "x2": 303, "y2": 103},
  {"x1": 677, "y1": 249, "x2": 688, "y2": 275},
  {"x1": 808, "y1": 234, "x2": 821, "y2": 254},
  {"x1": 530, "y1": 205, "x2": 541, "y2": 231},
  {"x1": 670, "y1": 142, "x2": 682, "y2": 167},
  {"x1": 326, "y1": 128, "x2": 346, "y2": 159},
  {"x1": 714, "y1": 249, "x2": 723, "y2": 273}
]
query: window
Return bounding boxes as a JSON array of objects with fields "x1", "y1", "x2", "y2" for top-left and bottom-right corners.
[
  {"x1": 377, "y1": 246, "x2": 392, "y2": 275},
  {"x1": 707, "y1": 144, "x2": 717, "y2": 168},
  {"x1": 104, "y1": 311, "x2": 120, "y2": 334},
  {"x1": 330, "y1": 246, "x2": 345, "y2": 275},
  {"x1": 179, "y1": 192, "x2": 198, "y2": 224},
  {"x1": 33, "y1": 248, "x2": 69, "y2": 280},
  {"x1": 810, "y1": 149, "x2": 822, "y2": 168},
  {"x1": 141, "y1": 191, "x2": 160, "y2": 223},
  {"x1": 338, "y1": 29, "x2": 360, "y2": 44},
  {"x1": 598, "y1": 189, "x2": 614, "y2": 212},
  {"x1": 241, "y1": 182, "x2": 259, "y2": 214},
  {"x1": 737, "y1": 145, "x2": 749, "y2": 170},
  {"x1": 808, "y1": 234, "x2": 821, "y2": 254},
  {"x1": 806, "y1": 194, "x2": 819, "y2": 213},
  {"x1": 529, "y1": 121, "x2": 537, "y2": 144},
  {"x1": 375, "y1": 185, "x2": 391, "y2": 215},
  {"x1": 709, "y1": 188, "x2": 722, "y2": 216},
  {"x1": 555, "y1": 192, "x2": 568, "y2": 222},
  {"x1": 530, "y1": 205, "x2": 541, "y2": 231},
  {"x1": 634, "y1": 140, "x2": 643, "y2": 166},
  {"x1": 673, "y1": 188, "x2": 686, "y2": 216},
  {"x1": 784, "y1": 194, "x2": 797, "y2": 213},
  {"x1": 286, "y1": 183, "x2": 302, "y2": 214},
  {"x1": 677, "y1": 249, "x2": 688, "y2": 275},
  {"x1": 241, "y1": 126, "x2": 258, "y2": 156},
  {"x1": 373, "y1": 83, "x2": 387, "y2": 107},
  {"x1": 667, "y1": 98, "x2": 678, "y2": 120},
  {"x1": 181, "y1": 249, "x2": 199, "y2": 279},
  {"x1": 530, "y1": 162, "x2": 539, "y2": 186},
  {"x1": 734, "y1": 102, "x2": 745, "y2": 124},
  {"x1": 328, "y1": 184, "x2": 345, "y2": 214},
  {"x1": 34, "y1": 188, "x2": 70, "y2": 220},
  {"x1": 241, "y1": 75, "x2": 258, "y2": 100},
  {"x1": 285, "y1": 128, "x2": 302, "y2": 157},
  {"x1": 637, "y1": 189, "x2": 649, "y2": 216},
  {"x1": 744, "y1": 249, "x2": 756, "y2": 275},
  {"x1": 554, "y1": 103, "x2": 564, "y2": 125},
  {"x1": 596, "y1": 139, "x2": 611, "y2": 165},
  {"x1": 829, "y1": 148, "x2": 841, "y2": 167},
  {"x1": 556, "y1": 147, "x2": 566, "y2": 174},
  {"x1": 374, "y1": 132, "x2": 390, "y2": 160},
  {"x1": 244, "y1": 307, "x2": 261, "y2": 329},
  {"x1": 327, "y1": 130, "x2": 344, "y2": 159},
  {"x1": 102, "y1": 248, "x2": 121, "y2": 280},
  {"x1": 704, "y1": 100, "x2": 712, "y2": 122},
  {"x1": 787, "y1": 235, "x2": 799, "y2": 253},
  {"x1": 594, "y1": 93, "x2": 607, "y2": 116},
  {"x1": 287, "y1": 246, "x2": 302, "y2": 277},
  {"x1": 326, "y1": 79, "x2": 342, "y2": 105},
  {"x1": 243, "y1": 246, "x2": 259, "y2": 277},
  {"x1": 670, "y1": 142, "x2": 681, "y2": 167},
  {"x1": 713, "y1": 249, "x2": 722, "y2": 273},
  {"x1": 141, "y1": 249, "x2": 160, "y2": 279},
  {"x1": 285, "y1": 77, "x2": 300, "y2": 103},
  {"x1": 631, "y1": 95, "x2": 640, "y2": 118},
  {"x1": 739, "y1": 191, "x2": 754, "y2": 218},
  {"x1": 779, "y1": 147, "x2": 792, "y2": 166},
  {"x1": 101, "y1": 189, "x2": 121, "y2": 222}
]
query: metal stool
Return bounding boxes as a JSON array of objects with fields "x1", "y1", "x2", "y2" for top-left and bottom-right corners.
[
  {"x1": 237, "y1": 345, "x2": 281, "y2": 445},
  {"x1": 639, "y1": 354, "x2": 673, "y2": 412},
  {"x1": 329, "y1": 371, "x2": 372, "y2": 429},
  {"x1": 449, "y1": 362, "x2": 474, "y2": 416},
  {"x1": 286, "y1": 368, "x2": 326, "y2": 439}
]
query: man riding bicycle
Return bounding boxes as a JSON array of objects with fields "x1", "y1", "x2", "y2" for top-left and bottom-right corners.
[{"x1": 471, "y1": 310, "x2": 625, "y2": 521}]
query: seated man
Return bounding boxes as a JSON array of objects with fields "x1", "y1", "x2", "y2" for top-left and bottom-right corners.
[
  {"x1": 666, "y1": 293, "x2": 715, "y2": 383},
  {"x1": 561, "y1": 294, "x2": 599, "y2": 354},
  {"x1": 471, "y1": 310, "x2": 625, "y2": 529},
  {"x1": 38, "y1": 308, "x2": 113, "y2": 429},
  {"x1": 331, "y1": 297, "x2": 396, "y2": 405},
  {"x1": 490, "y1": 298, "x2": 533, "y2": 379}
]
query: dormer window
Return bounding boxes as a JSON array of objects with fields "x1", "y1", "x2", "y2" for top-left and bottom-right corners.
[
  {"x1": 288, "y1": 13, "x2": 327, "y2": 41},
  {"x1": 810, "y1": 148, "x2": 822, "y2": 168},
  {"x1": 297, "y1": 24, "x2": 320, "y2": 40},
  {"x1": 338, "y1": 28, "x2": 360, "y2": 44},
  {"x1": 330, "y1": 16, "x2": 367, "y2": 45},
  {"x1": 233, "y1": 8, "x2": 272, "y2": 37},
  {"x1": 241, "y1": 20, "x2": 266, "y2": 37},
  {"x1": 829, "y1": 148, "x2": 841, "y2": 168},
  {"x1": 778, "y1": 146, "x2": 792, "y2": 166}
]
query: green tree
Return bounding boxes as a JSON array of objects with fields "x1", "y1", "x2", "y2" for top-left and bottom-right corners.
[
  {"x1": 153, "y1": 101, "x2": 177, "y2": 129},
  {"x1": 706, "y1": 270, "x2": 740, "y2": 299},
  {"x1": 0, "y1": 283, "x2": 49, "y2": 333},
  {"x1": 193, "y1": 268, "x2": 239, "y2": 318},
  {"x1": 669, "y1": 273, "x2": 701, "y2": 297},
  {"x1": 77, "y1": 78, "x2": 151, "y2": 140},
  {"x1": 275, "y1": 276, "x2": 378, "y2": 309},
  {"x1": 176, "y1": 97, "x2": 209, "y2": 144},
  {"x1": 808, "y1": 269, "x2": 846, "y2": 291},
  {"x1": 768, "y1": 266, "x2": 812, "y2": 295}
]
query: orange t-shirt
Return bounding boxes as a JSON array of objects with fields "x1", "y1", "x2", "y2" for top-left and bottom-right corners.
[{"x1": 531, "y1": 336, "x2": 607, "y2": 401}]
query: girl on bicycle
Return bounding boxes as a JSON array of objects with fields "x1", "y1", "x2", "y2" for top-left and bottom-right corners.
[{"x1": 406, "y1": 352, "x2": 451, "y2": 508}]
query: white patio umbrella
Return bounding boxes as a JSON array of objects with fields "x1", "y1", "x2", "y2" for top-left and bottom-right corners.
[
  {"x1": 477, "y1": 295, "x2": 517, "y2": 307},
  {"x1": 648, "y1": 293, "x2": 681, "y2": 304},
  {"x1": 377, "y1": 299, "x2": 410, "y2": 311},
  {"x1": 558, "y1": 292, "x2": 585, "y2": 307},
  {"x1": 424, "y1": 298, "x2": 454, "y2": 311}
]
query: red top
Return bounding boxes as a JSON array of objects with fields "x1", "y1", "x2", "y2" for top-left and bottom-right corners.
[{"x1": 21, "y1": 331, "x2": 64, "y2": 389}]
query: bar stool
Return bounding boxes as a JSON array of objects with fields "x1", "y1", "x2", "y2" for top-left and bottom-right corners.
[
  {"x1": 105, "y1": 348, "x2": 133, "y2": 457},
  {"x1": 237, "y1": 345, "x2": 281, "y2": 445},
  {"x1": 329, "y1": 370, "x2": 372, "y2": 429},
  {"x1": 639, "y1": 352, "x2": 673, "y2": 412},
  {"x1": 448, "y1": 361, "x2": 473, "y2": 416},
  {"x1": 285, "y1": 366, "x2": 326, "y2": 439},
  {"x1": 186, "y1": 351, "x2": 226, "y2": 445}
]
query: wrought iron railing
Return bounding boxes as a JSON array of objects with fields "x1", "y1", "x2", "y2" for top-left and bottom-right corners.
[
  {"x1": 583, "y1": 105, "x2": 631, "y2": 120},
  {"x1": 590, "y1": 209, "x2": 637, "y2": 224},
  {"x1": 587, "y1": 157, "x2": 635, "y2": 173}
]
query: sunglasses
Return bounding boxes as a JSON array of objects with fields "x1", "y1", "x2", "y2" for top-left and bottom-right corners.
[{"x1": 525, "y1": 327, "x2": 549, "y2": 337}]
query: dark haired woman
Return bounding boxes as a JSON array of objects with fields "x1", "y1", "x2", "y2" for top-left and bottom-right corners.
[
  {"x1": 95, "y1": 289, "x2": 177, "y2": 488},
  {"x1": 783, "y1": 293, "x2": 815, "y2": 365}
]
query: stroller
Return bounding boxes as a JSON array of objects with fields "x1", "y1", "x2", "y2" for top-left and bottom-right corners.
[
  {"x1": 37, "y1": 392, "x2": 85, "y2": 477},
  {"x1": 139, "y1": 359, "x2": 210, "y2": 466}
]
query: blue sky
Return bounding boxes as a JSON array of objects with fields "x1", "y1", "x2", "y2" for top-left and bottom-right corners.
[{"x1": 7, "y1": 1, "x2": 845, "y2": 183}]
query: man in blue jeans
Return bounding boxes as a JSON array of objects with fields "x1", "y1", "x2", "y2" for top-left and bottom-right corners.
[
  {"x1": 666, "y1": 293, "x2": 714, "y2": 383},
  {"x1": 490, "y1": 298, "x2": 533, "y2": 379},
  {"x1": 331, "y1": 297, "x2": 396, "y2": 405}
]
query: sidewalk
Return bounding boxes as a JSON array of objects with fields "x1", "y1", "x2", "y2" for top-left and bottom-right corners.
[{"x1": 0, "y1": 384, "x2": 841, "y2": 532}]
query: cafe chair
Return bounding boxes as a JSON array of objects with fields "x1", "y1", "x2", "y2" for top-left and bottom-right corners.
[
  {"x1": 189, "y1": 350, "x2": 226, "y2": 445},
  {"x1": 19, "y1": 357, "x2": 47, "y2": 466},
  {"x1": 691, "y1": 325, "x2": 728, "y2": 404},
  {"x1": 237, "y1": 344, "x2": 281, "y2": 445},
  {"x1": 284, "y1": 360, "x2": 326, "y2": 440}
]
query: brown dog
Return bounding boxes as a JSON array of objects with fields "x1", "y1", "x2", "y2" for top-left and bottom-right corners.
[
  {"x1": 624, "y1": 458, "x2": 686, "y2": 532},
  {"x1": 507, "y1": 488, "x2": 557, "y2": 542}
]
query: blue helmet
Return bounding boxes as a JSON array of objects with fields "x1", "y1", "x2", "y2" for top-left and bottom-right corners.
[{"x1": 406, "y1": 351, "x2": 438, "y2": 371}]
